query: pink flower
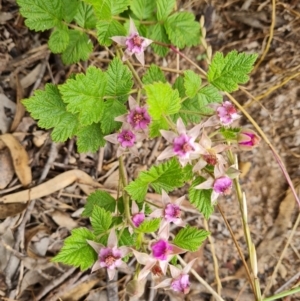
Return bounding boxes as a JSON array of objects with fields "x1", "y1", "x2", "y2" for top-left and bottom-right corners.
[
  {"x1": 115, "y1": 96, "x2": 151, "y2": 131},
  {"x1": 117, "y1": 129, "x2": 136, "y2": 148},
  {"x1": 131, "y1": 201, "x2": 145, "y2": 228},
  {"x1": 216, "y1": 101, "x2": 240, "y2": 125},
  {"x1": 237, "y1": 128, "x2": 261, "y2": 150},
  {"x1": 111, "y1": 19, "x2": 153, "y2": 65},
  {"x1": 87, "y1": 229, "x2": 130, "y2": 280},
  {"x1": 157, "y1": 118, "x2": 202, "y2": 166},
  {"x1": 194, "y1": 165, "x2": 233, "y2": 202},
  {"x1": 150, "y1": 190, "x2": 185, "y2": 233},
  {"x1": 151, "y1": 239, "x2": 173, "y2": 261},
  {"x1": 152, "y1": 258, "x2": 197, "y2": 294}
]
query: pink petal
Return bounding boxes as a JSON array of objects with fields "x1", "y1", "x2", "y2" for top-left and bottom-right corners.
[
  {"x1": 152, "y1": 278, "x2": 172, "y2": 289},
  {"x1": 143, "y1": 37, "x2": 153, "y2": 47},
  {"x1": 158, "y1": 223, "x2": 170, "y2": 241},
  {"x1": 157, "y1": 146, "x2": 174, "y2": 161},
  {"x1": 169, "y1": 244, "x2": 186, "y2": 255},
  {"x1": 188, "y1": 123, "x2": 202, "y2": 141},
  {"x1": 132, "y1": 249, "x2": 152, "y2": 265},
  {"x1": 135, "y1": 52, "x2": 145, "y2": 66},
  {"x1": 160, "y1": 130, "x2": 177, "y2": 143},
  {"x1": 170, "y1": 264, "x2": 182, "y2": 279},
  {"x1": 161, "y1": 189, "x2": 171, "y2": 205},
  {"x1": 91, "y1": 260, "x2": 101, "y2": 273},
  {"x1": 87, "y1": 240, "x2": 102, "y2": 254},
  {"x1": 104, "y1": 133, "x2": 119, "y2": 145},
  {"x1": 174, "y1": 195, "x2": 185, "y2": 206},
  {"x1": 150, "y1": 208, "x2": 164, "y2": 218},
  {"x1": 199, "y1": 131, "x2": 211, "y2": 149},
  {"x1": 138, "y1": 261, "x2": 156, "y2": 280},
  {"x1": 107, "y1": 229, "x2": 117, "y2": 248},
  {"x1": 202, "y1": 115, "x2": 219, "y2": 128},
  {"x1": 213, "y1": 143, "x2": 228, "y2": 154},
  {"x1": 182, "y1": 258, "x2": 198, "y2": 274},
  {"x1": 114, "y1": 114, "x2": 127, "y2": 122},
  {"x1": 116, "y1": 146, "x2": 126, "y2": 157},
  {"x1": 128, "y1": 96, "x2": 138, "y2": 110},
  {"x1": 111, "y1": 36, "x2": 127, "y2": 46},
  {"x1": 107, "y1": 268, "x2": 116, "y2": 280},
  {"x1": 119, "y1": 246, "x2": 130, "y2": 257},
  {"x1": 211, "y1": 190, "x2": 219, "y2": 203},
  {"x1": 159, "y1": 260, "x2": 169, "y2": 275},
  {"x1": 214, "y1": 164, "x2": 225, "y2": 178},
  {"x1": 176, "y1": 118, "x2": 186, "y2": 135},
  {"x1": 129, "y1": 18, "x2": 138, "y2": 35},
  {"x1": 192, "y1": 158, "x2": 207, "y2": 173},
  {"x1": 131, "y1": 200, "x2": 139, "y2": 215},
  {"x1": 194, "y1": 178, "x2": 214, "y2": 190}
]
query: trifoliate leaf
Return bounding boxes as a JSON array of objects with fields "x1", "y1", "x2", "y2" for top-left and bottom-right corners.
[
  {"x1": 17, "y1": 0, "x2": 63, "y2": 31},
  {"x1": 126, "y1": 158, "x2": 187, "y2": 202},
  {"x1": 118, "y1": 228, "x2": 135, "y2": 246},
  {"x1": 61, "y1": 30, "x2": 93, "y2": 64},
  {"x1": 173, "y1": 226, "x2": 210, "y2": 252},
  {"x1": 219, "y1": 127, "x2": 241, "y2": 140},
  {"x1": 59, "y1": 66, "x2": 107, "y2": 126},
  {"x1": 110, "y1": 0, "x2": 130, "y2": 15},
  {"x1": 83, "y1": 190, "x2": 116, "y2": 217},
  {"x1": 149, "y1": 24, "x2": 170, "y2": 57},
  {"x1": 145, "y1": 82, "x2": 181, "y2": 120},
  {"x1": 83, "y1": 0, "x2": 111, "y2": 20},
  {"x1": 142, "y1": 65, "x2": 166, "y2": 85},
  {"x1": 62, "y1": 0, "x2": 79, "y2": 23},
  {"x1": 48, "y1": 28, "x2": 69, "y2": 54},
  {"x1": 105, "y1": 57, "x2": 133, "y2": 102},
  {"x1": 130, "y1": 0, "x2": 155, "y2": 19},
  {"x1": 22, "y1": 84, "x2": 78, "y2": 142},
  {"x1": 101, "y1": 99, "x2": 127, "y2": 135},
  {"x1": 52, "y1": 228, "x2": 96, "y2": 270},
  {"x1": 96, "y1": 19, "x2": 126, "y2": 46},
  {"x1": 76, "y1": 123, "x2": 105, "y2": 153},
  {"x1": 188, "y1": 177, "x2": 214, "y2": 219},
  {"x1": 165, "y1": 12, "x2": 200, "y2": 48},
  {"x1": 207, "y1": 50, "x2": 258, "y2": 92},
  {"x1": 91, "y1": 206, "x2": 112, "y2": 235},
  {"x1": 74, "y1": 2, "x2": 96, "y2": 29},
  {"x1": 136, "y1": 218, "x2": 160, "y2": 233},
  {"x1": 156, "y1": 0, "x2": 175, "y2": 21},
  {"x1": 184, "y1": 70, "x2": 202, "y2": 98}
]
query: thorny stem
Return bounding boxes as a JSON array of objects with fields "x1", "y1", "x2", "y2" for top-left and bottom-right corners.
[{"x1": 118, "y1": 156, "x2": 134, "y2": 228}]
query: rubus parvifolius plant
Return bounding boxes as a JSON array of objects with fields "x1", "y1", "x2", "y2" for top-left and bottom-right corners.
[{"x1": 17, "y1": 0, "x2": 287, "y2": 300}]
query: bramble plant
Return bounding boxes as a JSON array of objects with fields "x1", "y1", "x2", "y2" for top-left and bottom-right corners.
[{"x1": 16, "y1": 0, "x2": 300, "y2": 300}]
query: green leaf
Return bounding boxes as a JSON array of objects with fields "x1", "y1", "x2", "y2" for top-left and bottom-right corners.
[
  {"x1": 105, "y1": 57, "x2": 133, "y2": 101},
  {"x1": 165, "y1": 12, "x2": 200, "y2": 48},
  {"x1": 142, "y1": 64, "x2": 166, "y2": 85},
  {"x1": 126, "y1": 158, "x2": 186, "y2": 202},
  {"x1": 188, "y1": 177, "x2": 214, "y2": 219},
  {"x1": 83, "y1": 190, "x2": 116, "y2": 217},
  {"x1": 149, "y1": 118, "x2": 169, "y2": 138},
  {"x1": 173, "y1": 76, "x2": 185, "y2": 97},
  {"x1": 219, "y1": 126, "x2": 241, "y2": 140},
  {"x1": 52, "y1": 228, "x2": 96, "y2": 270},
  {"x1": 62, "y1": 0, "x2": 79, "y2": 22},
  {"x1": 48, "y1": 28, "x2": 69, "y2": 53},
  {"x1": 197, "y1": 85, "x2": 222, "y2": 104},
  {"x1": 173, "y1": 96, "x2": 201, "y2": 125},
  {"x1": 118, "y1": 228, "x2": 135, "y2": 246},
  {"x1": 59, "y1": 66, "x2": 107, "y2": 126},
  {"x1": 96, "y1": 19, "x2": 126, "y2": 46},
  {"x1": 207, "y1": 50, "x2": 258, "y2": 92},
  {"x1": 145, "y1": 82, "x2": 181, "y2": 120},
  {"x1": 22, "y1": 84, "x2": 78, "y2": 142},
  {"x1": 149, "y1": 24, "x2": 170, "y2": 57},
  {"x1": 61, "y1": 30, "x2": 93, "y2": 64},
  {"x1": 136, "y1": 218, "x2": 160, "y2": 233},
  {"x1": 157, "y1": 0, "x2": 175, "y2": 20},
  {"x1": 91, "y1": 206, "x2": 112, "y2": 235},
  {"x1": 130, "y1": 0, "x2": 155, "y2": 19},
  {"x1": 76, "y1": 123, "x2": 105, "y2": 153},
  {"x1": 184, "y1": 70, "x2": 201, "y2": 98},
  {"x1": 110, "y1": 0, "x2": 130, "y2": 15},
  {"x1": 83, "y1": 0, "x2": 111, "y2": 20},
  {"x1": 101, "y1": 99, "x2": 127, "y2": 135},
  {"x1": 74, "y1": 2, "x2": 96, "y2": 29},
  {"x1": 173, "y1": 226, "x2": 209, "y2": 252},
  {"x1": 17, "y1": 0, "x2": 62, "y2": 31}
]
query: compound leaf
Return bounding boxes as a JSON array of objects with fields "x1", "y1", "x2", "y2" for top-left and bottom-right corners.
[
  {"x1": 156, "y1": 0, "x2": 175, "y2": 21},
  {"x1": 142, "y1": 64, "x2": 166, "y2": 85},
  {"x1": 96, "y1": 19, "x2": 126, "y2": 46},
  {"x1": 149, "y1": 24, "x2": 170, "y2": 57},
  {"x1": 130, "y1": 0, "x2": 155, "y2": 19},
  {"x1": 74, "y1": 1, "x2": 97, "y2": 29},
  {"x1": 62, "y1": 0, "x2": 79, "y2": 22},
  {"x1": 184, "y1": 70, "x2": 201, "y2": 98},
  {"x1": 48, "y1": 27, "x2": 69, "y2": 53},
  {"x1": 91, "y1": 206, "x2": 112, "y2": 235}
]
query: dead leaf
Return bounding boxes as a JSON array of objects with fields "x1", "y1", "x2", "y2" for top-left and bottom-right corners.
[
  {"x1": 0, "y1": 133, "x2": 31, "y2": 186},
  {"x1": 25, "y1": 224, "x2": 49, "y2": 258},
  {"x1": 32, "y1": 130, "x2": 48, "y2": 147},
  {"x1": 0, "y1": 203, "x2": 28, "y2": 219},
  {"x1": 0, "y1": 12, "x2": 13, "y2": 24},
  {"x1": 103, "y1": 169, "x2": 119, "y2": 189},
  {"x1": 50, "y1": 210, "x2": 78, "y2": 230},
  {"x1": 0, "y1": 94, "x2": 16, "y2": 134},
  {"x1": 0, "y1": 148, "x2": 14, "y2": 189}
]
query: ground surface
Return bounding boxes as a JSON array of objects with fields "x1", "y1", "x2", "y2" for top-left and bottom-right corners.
[{"x1": 0, "y1": 0, "x2": 300, "y2": 300}]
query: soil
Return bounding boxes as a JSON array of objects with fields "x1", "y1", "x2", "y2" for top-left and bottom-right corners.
[{"x1": 0, "y1": 0, "x2": 300, "y2": 301}]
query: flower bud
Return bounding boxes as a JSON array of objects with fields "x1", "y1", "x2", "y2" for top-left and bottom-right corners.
[{"x1": 237, "y1": 129, "x2": 261, "y2": 150}]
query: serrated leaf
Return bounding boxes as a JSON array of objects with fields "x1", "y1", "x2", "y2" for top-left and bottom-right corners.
[
  {"x1": 207, "y1": 50, "x2": 258, "y2": 92},
  {"x1": 118, "y1": 228, "x2": 135, "y2": 246},
  {"x1": 219, "y1": 127, "x2": 241, "y2": 140},
  {"x1": 62, "y1": 0, "x2": 79, "y2": 22},
  {"x1": 76, "y1": 123, "x2": 105, "y2": 153},
  {"x1": 196, "y1": 85, "x2": 223, "y2": 115},
  {"x1": 61, "y1": 30, "x2": 93, "y2": 64},
  {"x1": 173, "y1": 76, "x2": 185, "y2": 97},
  {"x1": 184, "y1": 70, "x2": 201, "y2": 98},
  {"x1": 110, "y1": 0, "x2": 130, "y2": 15},
  {"x1": 83, "y1": 190, "x2": 116, "y2": 217},
  {"x1": 165, "y1": 12, "x2": 200, "y2": 48},
  {"x1": 157, "y1": 0, "x2": 175, "y2": 20},
  {"x1": 142, "y1": 64, "x2": 166, "y2": 85},
  {"x1": 74, "y1": 2, "x2": 96, "y2": 29},
  {"x1": 91, "y1": 206, "x2": 112, "y2": 235},
  {"x1": 17, "y1": 0, "x2": 62, "y2": 31},
  {"x1": 96, "y1": 19, "x2": 126, "y2": 46},
  {"x1": 149, "y1": 24, "x2": 170, "y2": 57},
  {"x1": 84, "y1": 0, "x2": 111, "y2": 20},
  {"x1": 136, "y1": 218, "x2": 160, "y2": 233},
  {"x1": 59, "y1": 66, "x2": 107, "y2": 126},
  {"x1": 173, "y1": 97, "x2": 201, "y2": 125},
  {"x1": 22, "y1": 84, "x2": 78, "y2": 142},
  {"x1": 52, "y1": 228, "x2": 96, "y2": 270},
  {"x1": 130, "y1": 0, "x2": 155, "y2": 19},
  {"x1": 188, "y1": 177, "x2": 214, "y2": 219},
  {"x1": 126, "y1": 158, "x2": 186, "y2": 202},
  {"x1": 48, "y1": 28, "x2": 69, "y2": 53},
  {"x1": 101, "y1": 99, "x2": 127, "y2": 134},
  {"x1": 173, "y1": 226, "x2": 209, "y2": 252},
  {"x1": 105, "y1": 57, "x2": 133, "y2": 101},
  {"x1": 149, "y1": 118, "x2": 169, "y2": 138},
  {"x1": 145, "y1": 82, "x2": 181, "y2": 120}
]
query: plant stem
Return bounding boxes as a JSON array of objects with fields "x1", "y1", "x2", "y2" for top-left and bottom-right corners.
[{"x1": 262, "y1": 286, "x2": 300, "y2": 301}]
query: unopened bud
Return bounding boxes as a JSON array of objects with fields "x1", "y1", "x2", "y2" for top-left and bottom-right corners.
[{"x1": 237, "y1": 129, "x2": 261, "y2": 151}]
